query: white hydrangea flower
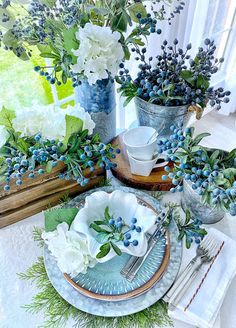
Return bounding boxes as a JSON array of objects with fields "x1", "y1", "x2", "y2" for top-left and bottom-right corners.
[
  {"x1": 72, "y1": 23, "x2": 124, "y2": 85},
  {"x1": 12, "y1": 102, "x2": 95, "y2": 140},
  {"x1": 42, "y1": 222, "x2": 97, "y2": 276},
  {"x1": 0, "y1": 126, "x2": 9, "y2": 148}
]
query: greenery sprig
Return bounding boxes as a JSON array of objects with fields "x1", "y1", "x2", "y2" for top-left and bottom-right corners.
[
  {"x1": 0, "y1": 107, "x2": 120, "y2": 191},
  {"x1": 90, "y1": 206, "x2": 142, "y2": 258},
  {"x1": 160, "y1": 125, "x2": 236, "y2": 215},
  {"x1": 0, "y1": 0, "x2": 184, "y2": 86},
  {"x1": 117, "y1": 38, "x2": 230, "y2": 109},
  {"x1": 18, "y1": 256, "x2": 172, "y2": 328},
  {"x1": 163, "y1": 203, "x2": 207, "y2": 249}
]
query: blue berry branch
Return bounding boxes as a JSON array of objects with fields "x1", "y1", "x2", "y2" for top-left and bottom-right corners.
[
  {"x1": 160, "y1": 124, "x2": 236, "y2": 216},
  {"x1": 117, "y1": 38, "x2": 230, "y2": 110}
]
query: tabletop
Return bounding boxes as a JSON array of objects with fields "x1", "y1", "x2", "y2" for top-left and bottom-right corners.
[{"x1": 0, "y1": 178, "x2": 236, "y2": 328}]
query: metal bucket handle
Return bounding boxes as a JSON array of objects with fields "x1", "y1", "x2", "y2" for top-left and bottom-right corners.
[{"x1": 188, "y1": 104, "x2": 203, "y2": 120}]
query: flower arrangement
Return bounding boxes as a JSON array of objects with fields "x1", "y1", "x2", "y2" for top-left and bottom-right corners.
[
  {"x1": 72, "y1": 190, "x2": 157, "y2": 262},
  {"x1": 0, "y1": 104, "x2": 120, "y2": 191},
  {"x1": 159, "y1": 124, "x2": 236, "y2": 216},
  {"x1": 117, "y1": 38, "x2": 230, "y2": 110},
  {"x1": 0, "y1": 0, "x2": 185, "y2": 85}
]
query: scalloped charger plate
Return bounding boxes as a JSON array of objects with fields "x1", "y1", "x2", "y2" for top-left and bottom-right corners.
[{"x1": 44, "y1": 187, "x2": 182, "y2": 317}]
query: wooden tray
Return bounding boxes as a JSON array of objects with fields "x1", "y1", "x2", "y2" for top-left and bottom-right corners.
[
  {"x1": 0, "y1": 163, "x2": 105, "y2": 228},
  {"x1": 111, "y1": 133, "x2": 173, "y2": 191}
]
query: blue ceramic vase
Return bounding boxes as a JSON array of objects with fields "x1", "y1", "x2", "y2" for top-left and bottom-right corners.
[
  {"x1": 74, "y1": 78, "x2": 116, "y2": 144},
  {"x1": 134, "y1": 96, "x2": 192, "y2": 141}
]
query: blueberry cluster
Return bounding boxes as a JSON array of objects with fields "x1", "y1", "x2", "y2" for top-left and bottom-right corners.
[
  {"x1": 107, "y1": 216, "x2": 141, "y2": 247},
  {"x1": 185, "y1": 218, "x2": 204, "y2": 246},
  {"x1": 123, "y1": 218, "x2": 141, "y2": 247},
  {"x1": 118, "y1": 39, "x2": 230, "y2": 109},
  {"x1": 34, "y1": 66, "x2": 62, "y2": 85},
  {"x1": 58, "y1": 143, "x2": 119, "y2": 187},
  {"x1": 160, "y1": 125, "x2": 236, "y2": 216},
  {"x1": 177, "y1": 215, "x2": 206, "y2": 249},
  {"x1": 3, "y1": 132, "x2": 120, "y2": 191},
  {"x1": 3, "y1": 134, "x2": 64, "y2": 191},
  {"x1": 149, "y1": 0, "x2": 185, "y2": 25}
]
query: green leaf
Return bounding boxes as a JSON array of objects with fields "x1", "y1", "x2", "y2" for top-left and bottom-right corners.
[
  {"x1": 128, "y1": 3, "x2": 147, "y2": 22},
  {"x1": 223, "y1": 148, "x2": 236, "y2": 163},
  {"x1": 96, "y1": 242, "x2": 111, "y2": 259},
  {"x1": 46, "y1": 161, "x2": 53, "y2": 173},
  {"x1": 63, "y1": 115, "x2": 83, "y2": 148},
  {"x1": 185, "y1": 236, "x2": 191, "y2": 249},
  {"x1": 104, "y1": 206, "x2": 111, "y2": 221},
  {"x1": 93, "y1": 220, "x2": 106, "y2": 225},
  {"x1": 95, "y1": 232, "x2": 110, "y2": 243},
  {"x1": 110, "y1": 242, "x2": 122, "y2": 256},
  {"x1": 191, "y1": 146, "x2": 201, "y2": 152},
  {"x1": 196, "y1": 74, "x2": 210, "y2": 90},
  {"x1": 89, "y1": 223, "x2": 110, "y2": 233},
  {"x1": 210, "y1": 150, "x2": 220, "y2": 162},
  {"x1": 0, "y1": 106, "x2": 15, "y2": 129},
  {"x1": 214, "y1": 177, "x2": 230, "y2": 187},
  {"x1": 62, "y1": 27, "x2": 79, "y2": 64},
  {"x1": 2, "y1": 29, "x2": 18, "y2": 47},
  {"x1": 180, "y1": 70, "x2": 195, "y2": 86},
  {"x1": 15, "y1": 138, "x2": 29, "y2": 153},
  {"x1": 62, "y1": 71, "x2": 68, "y2": 84},
  {"x1": 178, "y1": 230, "x2": 185, "y2": 241},
  {"x1": 175, "y1": 151, "x2": 188, "y2": 157},
  {"x1": 163, "y1": 84, "x2": 174, "y2": 93},
  {"x1": 40, "y1": 53, "x2": 59, "y2": 59},
  {"x1": 185, "y1": 209, "x2": 191, "y2": 224},
  {"x1": 192, "y1": 133, "x2": 211, "y2": 146},
  {"x1": 223, "y1": 168, "x2": 236, "y2": 182},
  {"x1": 111, "y1": 10, "x2": 128, "y2": 32},
  {"x1": 44, "y1": 208, "x2": 79, "y2": 232}
]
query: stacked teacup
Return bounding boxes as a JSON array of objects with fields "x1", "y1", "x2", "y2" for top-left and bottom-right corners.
[{"x1": 123, "y1": 127, "x2": 163, "y2": 176}]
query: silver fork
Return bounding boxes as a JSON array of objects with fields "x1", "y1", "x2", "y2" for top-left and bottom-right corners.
[{"x1": 165, "y1": 234, "x2": 220, "y2": 310}]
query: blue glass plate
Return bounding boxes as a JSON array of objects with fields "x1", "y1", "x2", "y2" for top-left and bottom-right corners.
[{"x1": 64, "y1": 232, "x2": 169, "y2": 301}]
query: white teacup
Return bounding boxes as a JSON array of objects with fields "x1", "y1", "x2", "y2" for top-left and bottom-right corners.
[
  {"x1": 123, "y1": 127, "x2": 157, "y2": 161},
  {"x1": 127, "y1": 151, "x2": 162, "y2": 177}
]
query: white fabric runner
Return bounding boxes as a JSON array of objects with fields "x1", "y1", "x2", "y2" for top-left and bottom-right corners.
[{"x1": 0, "y1": 190, "x2": 236, "y2": 328}]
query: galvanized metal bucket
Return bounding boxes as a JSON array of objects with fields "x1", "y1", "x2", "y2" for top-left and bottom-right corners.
[
  {"x1": 134, "y1": 97, "x2": 192, "y2": 140},
  {"x1": 181, "y1": 180, "x2": 225, "y2": 224}
]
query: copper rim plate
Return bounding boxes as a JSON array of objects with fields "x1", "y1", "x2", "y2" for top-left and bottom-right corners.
[{"x1": 64, "y1": 196, "x2": 170, "y2": 301}]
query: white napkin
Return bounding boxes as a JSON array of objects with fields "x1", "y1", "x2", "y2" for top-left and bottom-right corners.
[{"x1": 168, "y1": 228, "x2": 236, "y2": 328}]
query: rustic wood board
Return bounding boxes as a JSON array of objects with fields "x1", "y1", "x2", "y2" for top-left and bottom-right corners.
[
  {"x1": 111, "y1": 133, "x2": 173, "y2": 191},
  {"x1": 0, "y1": 165, "x2": 105, "y2": 228}
]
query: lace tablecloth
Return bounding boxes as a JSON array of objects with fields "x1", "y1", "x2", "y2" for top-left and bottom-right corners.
[{"x1": 0, "y1": 190, "x2": 236, "y2": 328}]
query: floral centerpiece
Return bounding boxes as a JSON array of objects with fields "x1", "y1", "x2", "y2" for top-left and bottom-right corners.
[
  {"x1": 159, "y1": 124, "x2": 236, "y2": 220},
  {"x1": 117, "y1": 38, "x2": 230, "y2": 139},
  {"x1": 0, "y1": 0, "x2": 184, "y2": 142},
  {"x1": 0, "y1": 103, "x2": 119, "y2": 191}
]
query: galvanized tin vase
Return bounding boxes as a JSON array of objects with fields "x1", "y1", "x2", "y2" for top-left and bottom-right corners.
[
  {"x1": 134, "y1": 97, "x2": 192, "y2": 140},
  {"x1": 74, "y1": 78, "x2": 116, "y2": 144},
  {"x1": 181, "y1": 180, "x2": 225, "y2": 224}
]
